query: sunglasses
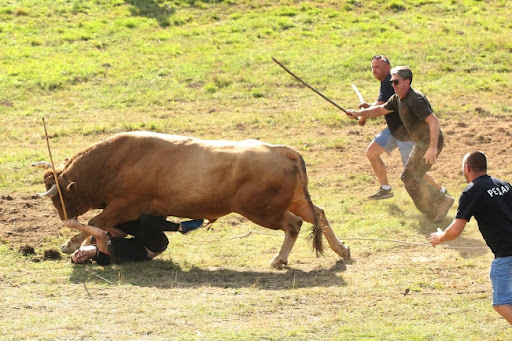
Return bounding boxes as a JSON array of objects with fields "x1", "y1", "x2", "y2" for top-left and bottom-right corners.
[
  {"x1": 372, "y1": 55, "x2": 390, "y2": 64},
  {"x1": 389, "y1": 79, "x2": 400, "y2": 85}
]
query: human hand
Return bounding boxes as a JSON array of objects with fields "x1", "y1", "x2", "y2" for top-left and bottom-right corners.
[
  {"x1": 429, "y1": 228, "x2": 443, "y2": 247},
  {"x1": 345, "y1": 109, "x2": 359, "y2": 120},
  {"x1": 63, "y1": 219, "x2": 80, "y2": 229},
  {"x1": 423, "y1": 146, "x2": 438, "y2": 165},
  {"x1": 357, "y1": 116, "x2": 366, "y2": 126},
  {"x1": 358, "y1": 102, "x2": 370, "y2": 109}
]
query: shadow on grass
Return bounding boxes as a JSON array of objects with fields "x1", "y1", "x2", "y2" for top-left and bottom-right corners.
[
  {"x1": 125, "y1": 0, "x2": 226, "y2": 27},
  {"x1": 125, "y1": 0, "x2": 175, "y2": 27},
  {"x1": 417, "y1": 216, "x2": 489, "y2": 259},
  {"x1": 69, "y1": 259, "x2": 348, "y2": 289},
  {"x1": 385, "y1": 202, "x2": 488, "y2": 259}
]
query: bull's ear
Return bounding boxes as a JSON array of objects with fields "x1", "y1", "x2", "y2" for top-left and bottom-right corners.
[{"x1": 67, "y1": 182, "x2": 77, "y2": 193}]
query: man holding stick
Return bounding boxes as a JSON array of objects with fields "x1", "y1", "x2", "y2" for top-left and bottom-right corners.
[
  {"x1": 355, "y1": 55, "x2": 447, "y2": 201},
  {"x1": 346, "y1": 66, "x2": 454, "y2": 222},
  {"x1": 430, "y1": 151, "x2": 512, "y2": 324}
]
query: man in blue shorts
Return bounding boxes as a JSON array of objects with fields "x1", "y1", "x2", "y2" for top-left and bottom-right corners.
[
  {"x1": 347, "y1": 66, "x2": 453, "y2": 222},
  {"x1": 357, "y1": 55, "x2": 446, "y2": 201},
  {"x1": 430, "y1": 151, "x2": 512, "y2": 324}
]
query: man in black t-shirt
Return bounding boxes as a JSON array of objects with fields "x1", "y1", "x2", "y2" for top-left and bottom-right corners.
[
  {"x1": 356, "y1": 55, "x2": 412, "y2": 200},
  {"x1": 430, "y1": 151, "x2": 512, "y2": 324},
  {"x1": 355, "y1": 56, "x2": 446, "y2": 201},
  {"x1": 346, "y1": 66, "x2": 454, "y2": 222}
]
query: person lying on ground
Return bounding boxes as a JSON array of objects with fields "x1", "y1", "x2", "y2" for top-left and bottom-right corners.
[{"x1": 65, "y1": 214, "x2": 204, "y2": 265}]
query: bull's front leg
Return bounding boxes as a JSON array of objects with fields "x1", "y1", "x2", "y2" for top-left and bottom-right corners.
[
  {"x1": 60, "y1": 201, "x2": 133, "y2": 254},
  {"x1": 88, "y1": 199, "x2": 145, "y2": 232},
  {"x1": 61, "y1": 231, "x2": 89, "y2": 254}
]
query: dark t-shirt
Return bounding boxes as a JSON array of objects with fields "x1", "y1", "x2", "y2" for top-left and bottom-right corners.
[
  {"x1": 92, "y1": 216, "x2": 171, "y2": 265},
  {"x1": 109, "y1": 237, "x2": 151, "y2": 263},
  {"x1": 456, "y1": 175, "x2": 512, "y2": 257},
  {"x1": 379, "y1": 74, "x2": 410, "y2": 141},
  {"x1": 93, "y1": 233, "x2": 150, "y2": 265},
  {"x1": 384, "y1": 88, "x2": 439, "y2": 142}
]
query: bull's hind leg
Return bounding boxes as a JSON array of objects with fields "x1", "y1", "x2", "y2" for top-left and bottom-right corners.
[
  {"x1": 290, "y1": 200, "x2": 350, "y2": 261},
  {"x1": 243, "y1": 211, "x2": 303, "y2": 268},
  {"x1": 312, "y1": 205, "x2": 350, "y2": 261},
  {"x1": 270, "y1": 212, "x2": 304, "y2": 268}
]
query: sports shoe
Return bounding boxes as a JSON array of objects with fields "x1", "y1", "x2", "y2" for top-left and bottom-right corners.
[
  {"x1": 180, "y1": 219, "x2": 204, "y2": 235},
  {"x1": 368, "y1": 187, "x2": 394, "y2": 200},
  {"x1": 433, "y1": 195, "x2": 455, "y2": 223}
]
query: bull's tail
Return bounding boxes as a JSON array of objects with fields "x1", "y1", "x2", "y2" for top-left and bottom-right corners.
[{"x1": 297, "y1": 154, "x2": 324, "y2": 257}]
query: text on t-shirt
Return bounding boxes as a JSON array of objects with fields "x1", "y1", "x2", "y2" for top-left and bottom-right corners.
[{"x1": 488, "y1": 185, "x2": 510, "y2": 197}]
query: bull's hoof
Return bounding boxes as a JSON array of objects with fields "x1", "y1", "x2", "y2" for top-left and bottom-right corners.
[
  {"x1": 342, "y1": 245, "x2": 351, "y2": 261},
  {"x1": 270, "y1": 255, "x2": 288, "y2": 268}
]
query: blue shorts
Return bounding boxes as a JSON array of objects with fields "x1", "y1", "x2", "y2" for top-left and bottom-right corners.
[
  {"x1": 373, "y1": 127, "x2": 414, "y2": 166},
  {"x1": 490, "y1": 256, "x2": 512, "y2": 306}
]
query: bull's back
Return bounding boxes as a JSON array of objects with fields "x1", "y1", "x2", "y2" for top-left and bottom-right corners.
[
  {"x1": 71, "y1": 132, "x2": 306, "y2": 217},
  {"x1": 149, "y1": 134, "x2": 304, "y2": 196}
]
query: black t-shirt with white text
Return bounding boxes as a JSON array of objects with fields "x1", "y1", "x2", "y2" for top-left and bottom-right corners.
[{"x1": 456, "y1": 175, "x2": 512, "y2": 257}]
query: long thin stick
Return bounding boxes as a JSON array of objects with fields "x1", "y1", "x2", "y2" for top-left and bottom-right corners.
[
  {"x1": 42, "y1": 118, "x2": 68, "y2": 221},
  {"x1": 235, "y1": 230, "x2": 488, "y2": 250},
  {"x1": 271, "y1": 57, "x2": 347, "y2": 113}
]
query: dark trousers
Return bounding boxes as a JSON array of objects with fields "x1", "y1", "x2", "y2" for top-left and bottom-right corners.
[
  {"x1": 400, "y1": 135, "x2": 445, "y2": 218},
  {"x1": 115, "y1": 214, "x2": 175, "y2": 253}
]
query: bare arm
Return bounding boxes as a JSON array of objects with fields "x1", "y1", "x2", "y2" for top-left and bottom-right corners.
[
  {"x1": 429, "y1": 218, "x2": 467, "y2": 246},
  {"x1": 346, "y1": 104, "x2": 393, "y2": 120},
  {"x1": 423, "y1": 114, "x2": 440, "y2": 165},
  {"x1": 358, "y1": 100, "x2": 385, "y2": 109},
  {"x1": 356, "y1": 101, "x2": 387, "y2": 126},
  {"x1": 63, "y1": 219, "x2": 109, "y2": 254}
]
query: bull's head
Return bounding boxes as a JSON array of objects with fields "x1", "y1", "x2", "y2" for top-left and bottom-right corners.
[{"x1": 32, "y1": 161, "x2": 84, "y2": 220}]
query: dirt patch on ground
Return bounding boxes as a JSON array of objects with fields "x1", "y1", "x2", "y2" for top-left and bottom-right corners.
[
  {"x1": 0, "y1": 195, "x2": 60, "y2": 247},
  {"x1": 1, "y1": 115, "x2": 512, "y2": 255}
]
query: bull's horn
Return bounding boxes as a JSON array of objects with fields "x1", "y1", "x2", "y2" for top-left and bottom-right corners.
[
  {"x1": 37, "y1": 184, "x2": 58, "y2": 198},
  {"x1": 32, "y1": 161, "x2": 53, "y2": 170}
]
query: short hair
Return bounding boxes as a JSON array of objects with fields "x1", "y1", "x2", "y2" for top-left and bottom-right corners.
[
  {"x1": 372, "y1": 55, "x2": 390, "y2": 65},
  {"x1": 464, "y1": 151, "x2": 487, "y2": 172},
  {"x1": 391, "y1": 66, "x2": 413, "y2": 83}
]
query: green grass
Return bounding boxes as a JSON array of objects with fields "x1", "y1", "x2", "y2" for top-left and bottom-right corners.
[{"x1": 2, "y1": 0, "x2": 512, "y2": 339}]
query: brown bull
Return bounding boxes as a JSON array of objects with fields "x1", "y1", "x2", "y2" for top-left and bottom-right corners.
[{"x1": 33, "y1": 131, "x2": 350, "y2": 267}]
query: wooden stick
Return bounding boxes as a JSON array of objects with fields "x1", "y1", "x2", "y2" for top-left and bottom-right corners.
[
  {"x1": 42, "y1": 118, "x2": 68, "y2": 221},
  {"x1": 271, "y1": 57, "x2": 348, "y2": 113}
]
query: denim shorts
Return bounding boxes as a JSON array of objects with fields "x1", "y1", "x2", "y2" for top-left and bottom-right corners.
[
  {"x1": 490, "y1": 256, "x2": 512, "y2": 306},
  {"x1": 373, "y1": 127, "x2": 414, "y2": 166}
]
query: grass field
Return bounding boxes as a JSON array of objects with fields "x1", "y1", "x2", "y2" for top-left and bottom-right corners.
[{"x1": 1, "y1": 0, "x2": 512, "y2": 339}]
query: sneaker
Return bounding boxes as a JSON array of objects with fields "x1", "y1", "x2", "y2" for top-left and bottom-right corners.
[
  {"x1": 368, "y1": 187, "x2": 394, "y2": 200},
  {"x1": 433, "y1": 195, "x2": 455, "y2": 223},
  {"x1": 180, "y1": 219, "x2": 204, "y2": 235}
]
